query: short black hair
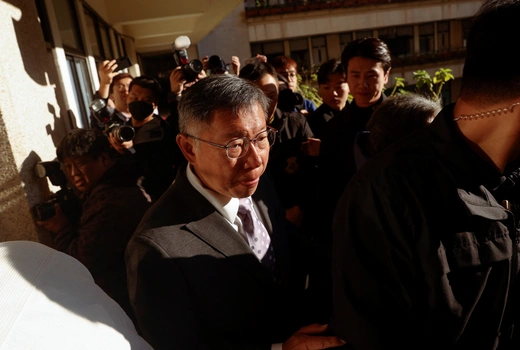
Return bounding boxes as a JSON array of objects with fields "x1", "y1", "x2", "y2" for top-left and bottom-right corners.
[
  {"x1": 56, "y1": 129, "x2": 113, "y2": 162},
  {"x1": 341, "y1": 37, "x2": 392, "y2": 73},
  {"x1": 239, "y1": 58, "x2": 278, "y2": 84},
  {"x1": 317, "y1": 59, "x2": 346, "y2": 85},
  {"x1": 129, "y1": 75, "x2": 162, "y2": 100},
  {"x1": 460, "y1": 0, "x2": 520, "y2": 103}
]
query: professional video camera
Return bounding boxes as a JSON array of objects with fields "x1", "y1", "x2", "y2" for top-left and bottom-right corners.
[
  {"x1": 278, "y1": 88, "x2": 305, "y2": 113},
  {"x1": 172, "y1": 36, "x2": 203, "y2": 82},
  {"x1": 89, "y1": 98, "x2": 135, "y2": 142},
  {"x1": 32, "y1": 161, "x2": 81, "y2": 222}
]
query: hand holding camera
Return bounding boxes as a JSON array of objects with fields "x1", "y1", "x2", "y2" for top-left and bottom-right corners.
[
  {"x1": 36, "y1": 203, "x2": 70, "y2": 233},
  {"x1": 89, "y1": 98, "x2": 135, "y2": 143},
  {"x1": 172, "y1": 36, "x2": 203, "y2": 83}
]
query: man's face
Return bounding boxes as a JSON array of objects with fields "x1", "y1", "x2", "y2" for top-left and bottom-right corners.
[
  {"x1": 63, "y1": 154, "x2": 111, "y2": 193},
  {"x1": 127, "y1": 84, "x2": 157, "y2": 109},
  {"x1": 318, "y1": 73, "x2": 350, "y2": 111},
  {"x1": 189, "y1": 103, "x2": 269, "y2": 199},
  {"x1": 252, "y1": 74, "x2": 278, "y2": 122},
  {"x1": 347, "y1": 57, "x2": 389, "y2": 108},
  {"x1": 110, "y1": 77, "x2": 132, "y2": 111},
  {"x1": 276, "y1": 66, "x2": 298, "y2": 91}
]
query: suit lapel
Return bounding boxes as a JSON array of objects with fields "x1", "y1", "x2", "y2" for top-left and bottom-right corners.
[
  {"x1": 176, "y1": 165, "x2": 284, "y2": 286},
  {"x1": 186, "y1": 215, "x2": 276, "y2": 285}
]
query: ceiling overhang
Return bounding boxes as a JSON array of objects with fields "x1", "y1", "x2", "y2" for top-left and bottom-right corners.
[{"x1": 103, "y1": 0, "x2": 243, "y2": 54}]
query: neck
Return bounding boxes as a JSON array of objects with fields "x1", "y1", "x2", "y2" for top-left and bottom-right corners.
[
  {"x1": 454, "y1": 98, "x2": 520, "y2": 172},
  {"x1": 115, "y1": 103, "x2": 129, "y2": 113}
]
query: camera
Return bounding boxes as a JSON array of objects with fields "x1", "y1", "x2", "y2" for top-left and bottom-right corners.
[
  {"x1": 278, "y1": 88, "x2": 305, "y2": 113},
  {"x1": 89, "y1": 98, "x2": 135, "y2": 142},
  {"x1": 33, "y1": 161, "x2": 81, "y2": 222},
  {"x1": 207, "y1": 55, "x2": 228, "y2": 75},
  {"x1": 172, "y1": 36, "x2": 203, "y2": 82}
]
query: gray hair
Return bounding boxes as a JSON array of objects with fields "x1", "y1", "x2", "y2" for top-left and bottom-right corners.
[
  {"x1": 367, "y1": 93, "x2": 441, "y2": 156},
  {"x1": 178, "y1": 75, "x2": 269, "y2": 135}
]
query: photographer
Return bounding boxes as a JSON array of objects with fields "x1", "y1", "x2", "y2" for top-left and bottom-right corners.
[
  {"x1": 37, "y1": 128, "x2": 151, "y2": 326},
  {"x1": 90, "y1": 60, "x2": 133, "y2": 130},
  {"x1": 239, "y1": 58, "x2": 315, "y2": 228},
  {"x1": 109, "y1": 75, "x2": 183, "y2": 202},
  {"x1": 270, "y1": 55, "x2": 317, "y2": 114}
]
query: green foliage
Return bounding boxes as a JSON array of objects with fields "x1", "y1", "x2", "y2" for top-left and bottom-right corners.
[
  {"x1": 297, "y1": 71, "x2": 322, "y2": 108},
  {"x1": 388, "y1": 77, "x2": 409, "y2": 97},
  {"x1": 388, "y1": 68, "x2": 455, "y2": 102}
]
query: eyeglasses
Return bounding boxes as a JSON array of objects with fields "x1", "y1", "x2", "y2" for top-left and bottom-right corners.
[
  {"x1": 281, "y1": 72, "x2": 298, "y2": 79},
  {"x1": 186, "y1": 127, "x2": 277, "y2": 159}
]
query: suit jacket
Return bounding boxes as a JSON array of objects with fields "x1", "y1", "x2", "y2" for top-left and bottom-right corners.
[{"x1": 125, "y1": 164, "x2": 306, "y2": 350}]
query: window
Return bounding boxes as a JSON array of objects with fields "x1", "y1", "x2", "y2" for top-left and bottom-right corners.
[
  {"x1": 437, "y1": 21, "x2": 450, "y2": 51},
  {"x1": 66, "y1": 55, "x2": 93, "y2": 129},
  {"x1": 379, "y1": 26, "x2": 414, "y2": 58},
  {"x1": 419, "y1": 23, "x2": 434, "y2": 54},
  {"x1": 99, "y1": 23, "x2": 113, "y2": 59},
  {"x1": 355, "y1": 30, "x2": 373, "y2": 40},
  {"x1": 52, "y1": 0, "x2": 83, "y2": 52},
  {"x1": 462, "y1": 18, "x2": 472, "y2": 47},
  {"x1": 35, "y1": 0, "x2": 53, "y2": 46},
  {"x1": 339, "y1": 32, "x2": 353, "y2": 53},
  {"x1": 84, "y1": 7, "x2": 114, "y2": 60},
  {"x1": 250, "y1": 41, "x2": 284, "y2": 63},
  {"x1": 84, "y1": 12, "x2": 101, "y2": 57},
  {"x1": 289, "y1": 38, "x2": 309, "y2": 69},
  {"x1": 311, "y1": 36, "x2": 328, "y2": 66}
]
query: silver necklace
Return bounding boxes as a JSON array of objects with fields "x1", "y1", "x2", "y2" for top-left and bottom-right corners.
[{"x1": 453, "y1": 101, "x2": 520, "y2": 121}]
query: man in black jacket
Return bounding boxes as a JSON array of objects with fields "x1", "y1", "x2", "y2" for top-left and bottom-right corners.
[
  {"x1": 37, "y1": 128, "x2": 151, "y2": 327},
  {"x1": 125, "y1": 74, "x2": 344, "y2": 349},
  {"x1": 332, "y1": 1, "x2": 520, "y2": 348},
  {"x1": 108, "y1": 75, "x2": 183, "y2": 202}
]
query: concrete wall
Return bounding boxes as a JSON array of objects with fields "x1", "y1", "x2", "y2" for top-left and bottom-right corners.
[
  {"x1": 247, "y1": 0, "x2": 482, "y2": 42},
  {"x1": 0, "y1": 0, "x2": 69, "y2": 244},
  {"x1": 197, "y1": 2, "x2": 252, "y2": 71}
]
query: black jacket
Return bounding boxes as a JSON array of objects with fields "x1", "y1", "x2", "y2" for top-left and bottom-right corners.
[{"x1": 331, "y1": 103, "x2": 520, "y2": 349}]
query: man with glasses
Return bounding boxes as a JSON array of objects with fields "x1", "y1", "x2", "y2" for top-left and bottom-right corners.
[
  {"x1": 125, "y1": 75, "x2": 344, "y2": 350},
  {"x1": 90, "y1": 59, "x2": 133, "y2": 130},
  {"x1": 37, "y1": 128, "x2": 151, "y2": 329}
]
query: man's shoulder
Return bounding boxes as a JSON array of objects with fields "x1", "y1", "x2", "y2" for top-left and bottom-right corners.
[{"x1": 350, "y1": 129, "x2": 441, "y2": 190}]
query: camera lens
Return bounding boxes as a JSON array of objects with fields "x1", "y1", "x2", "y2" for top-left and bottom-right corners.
[
  {"x1": 188, "y1": 60, "x2": 203, "y2": 75},
  {"x1": 113, "y1": 125, "x2": 135, "y2": 142}
]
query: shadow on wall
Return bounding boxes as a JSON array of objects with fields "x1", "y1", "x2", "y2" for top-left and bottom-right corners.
[
  {"x1": 0, "y1": 1, "x2": 76, "y2": 243},
  {"x1": 5, "y1": 0, "x2": 72, "y2": 143}
]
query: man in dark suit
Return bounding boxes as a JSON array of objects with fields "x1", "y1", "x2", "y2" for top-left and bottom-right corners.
[{"x1": 125, "y1": 74, "x2": 344, "y2": 350}]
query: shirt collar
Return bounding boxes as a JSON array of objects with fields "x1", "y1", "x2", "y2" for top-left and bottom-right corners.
[{"x1": 185, "y1": 163, "x2": 240, "y2": 224}]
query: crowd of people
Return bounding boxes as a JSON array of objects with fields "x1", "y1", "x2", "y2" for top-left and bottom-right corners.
[{"x1": 29, "y1": 0, "x2": 520, "y2": 348}]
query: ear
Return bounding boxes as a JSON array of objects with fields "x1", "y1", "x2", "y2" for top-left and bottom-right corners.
[
  {"x1": 176, "y1": 134, "x2": 198, "y2": 164},
  {"x1": 383, "y1": 67, "x2": 391, "y2": 85},
  {"x1": 100, "y1": 152, "x2": 114, "y2": 168}
]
